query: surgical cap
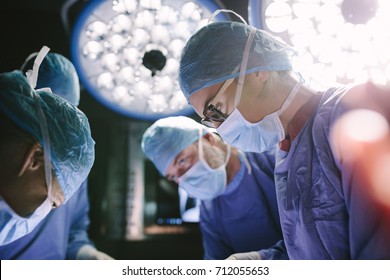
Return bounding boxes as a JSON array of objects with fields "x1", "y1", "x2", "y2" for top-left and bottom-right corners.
[
  {"x1": 0, "y1": 71, "x2": 95, "y2": 203},
  {"x1": 22, "y1": 53, "x2": 80, "y2": 106},
  {"x1": 141, "y1": 116, "x2": 213, "y2": 175},
  {"x1": 179, "y1": 21, "x2": 296, "y2": 101}
]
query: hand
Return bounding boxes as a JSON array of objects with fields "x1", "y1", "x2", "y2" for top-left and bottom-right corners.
[
  {"x1": 76, "y1": 245, "x2": 115, "y2": 260},
  {"x1": 226, "y1": 251, "x2": 261, "y2": 260}
]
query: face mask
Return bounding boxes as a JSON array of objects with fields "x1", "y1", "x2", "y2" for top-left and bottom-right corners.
[
  {"x1": 179, "y1": 134, "x2": 231, "y2": 201},
  {"x1": 0, "y1": 194, "x2": 53, "y2": 246},
  {"x1": 217, "y1": 83, "x2": 300, "y2": 153}
]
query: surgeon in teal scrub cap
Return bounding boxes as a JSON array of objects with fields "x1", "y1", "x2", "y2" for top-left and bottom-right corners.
[
  {"x1": 0, "y1": 69, "x2": 95, "y2": 246},
  {"x1": 0, "y1": 50, "x2": 112, "y2": 259}
]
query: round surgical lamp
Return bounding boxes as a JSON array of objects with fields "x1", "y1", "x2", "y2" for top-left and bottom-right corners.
[
  {"x1": 248, "y1": 0, "x2": 390, "y2": 90},
  {"x1": 71, "y1": 0, "x2": 227, "y2": 120}
]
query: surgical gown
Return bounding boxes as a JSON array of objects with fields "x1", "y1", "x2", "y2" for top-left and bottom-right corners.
[
  {"x1": 0, "y1": 181, "x2": 94, "y2": 259},
  {"x1": 275, "y1": 82, "x2": 390, "y2": 259},
  {"x1": 199, "y1": 150, "x2": 287, "y2": 259}
]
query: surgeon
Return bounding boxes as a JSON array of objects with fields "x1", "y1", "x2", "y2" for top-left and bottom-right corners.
[
  {"x1": 0, "y1": 49, "x2": 113, "y2": 259},
  {"x1": 0, "y1": 48, "x2": 94, "y2": 258},
  {"x1": 178, "y1": 16, "x2": 390, "y2": 259},
  {"x1": 142, "y1": 116, "x2": 287, "y2": 260}
]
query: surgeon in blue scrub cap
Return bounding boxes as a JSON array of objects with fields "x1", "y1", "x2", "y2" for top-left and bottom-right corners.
[
  {"x1": 179, "y1": 18, "x2": 390, "y2": 259},
  {"x1": 142, "y1": 116, "x2": 287, "y2": 260},
  {"x1": 0, "y1": 69, "x2": 94, "y2": 246},
  {"x1": 0, "y1": 50, "x2": 113, "y2": 259}
]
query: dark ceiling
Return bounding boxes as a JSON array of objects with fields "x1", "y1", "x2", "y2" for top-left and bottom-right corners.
[
  {"x1": 0, "y1": 0, "x2": 248, "y2": 73},
  {"x1": 0, "y1": 0, "x2": 249, "y2": 120}
]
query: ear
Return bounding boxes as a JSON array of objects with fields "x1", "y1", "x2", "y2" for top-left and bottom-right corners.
[
  {"x1": 255, "y1": 71, "x2": 269, "y2": 83},
  {"x1": 202, "y1": 132, "x2": 218, "y2": 146},
  {"x1": 18, "y1": 142, "x2": 44, "y2": 177}
]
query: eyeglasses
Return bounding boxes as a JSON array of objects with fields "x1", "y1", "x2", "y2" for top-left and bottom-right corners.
[
  {"x1": 200, "y1": 78, "x2": 235, "y2": 128},
  {"x1": 201, "y1": 104, "x2": 227, "y2": 128}
]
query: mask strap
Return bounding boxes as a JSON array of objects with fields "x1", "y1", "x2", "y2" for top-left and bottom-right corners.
[
  {"x1": 208, "y1": 9, "x2": 247, "y2": 24},
  {"x1": 234, "y1": 27, "x2": 256, "y2": 107},
  {"x1": 197, "y1": 129, "x2": 205, "y2": 160},
  {"x1": 237, "y1": 150, "x2": 252, "y2": 175},
  {"x1": 224, "y1": 143, "x2": 232, "y2": 165},
  {"x1": 20, "y1": 52, "x2": 38, "y2": 72},
  {"x1": 26, "y1": 46, "x2": 53, "y2": 200},
  {"x1": 35, "y1": 97, "x2": 53, "y2": 199},
  {"x1": 211, "y1": 77, "x2": 235, "y2": 103},
  {"x1": 25, "y1": 46, "x2": 50, "y2": 89},
  {"x1": 278, "y1": 82, "x2": 300, "y2": 115}
]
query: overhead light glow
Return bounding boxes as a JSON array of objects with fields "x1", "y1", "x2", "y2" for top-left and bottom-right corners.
[
  {"x1": 249, "y1": 0, "x2": 390, "y2": 90},
  {"x1": 72, "y1": 0, "x2": 227, "y2": 120}
]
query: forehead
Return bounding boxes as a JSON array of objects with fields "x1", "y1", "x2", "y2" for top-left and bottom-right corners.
[{"x1": 189, "y1": 83, "x2": 222, "y2": 117}]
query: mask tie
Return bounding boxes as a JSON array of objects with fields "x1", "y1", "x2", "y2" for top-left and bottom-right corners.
[
  {"x1": 25, "y1": 46, "x2": 53, "y2": 201},
  {"x1": 278, "y1": 82, "x2": 301, "y2": 115},
  {"x1": 238, "y1": 150, "x2": 252, "y2": 175},
  {"x1": 234, "y1": 27, "x2": 256, "y2": 107},
  {"x1": 208, "y1": 9, "x2": 247, "y2": 24},
  {"x1": 25, "y1": 46, "x2": 50, "y2": 89}
]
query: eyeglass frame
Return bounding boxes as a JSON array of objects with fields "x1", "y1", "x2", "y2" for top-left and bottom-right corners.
[{"x1": 201, "y1": 78, "x2": 236, "y2": 128}]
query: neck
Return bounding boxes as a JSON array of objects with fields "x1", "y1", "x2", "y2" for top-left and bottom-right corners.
[{"x1": 279, "y1": 84, "x2": 317, "y2": 135}]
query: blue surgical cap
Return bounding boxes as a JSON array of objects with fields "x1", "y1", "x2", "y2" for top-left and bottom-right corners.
[
  {"x1": 22, "y1": 53, "x2": 80, "y2": 106},
  {"x1": 141, "y1": 116, "x2": 213, "y2": 175},
  {"x1": 0, "y1": 71, "x2": 95, "y2": 203},
  {"x1": 179, "y1": 21, "x2": 296, "y2": 101}
]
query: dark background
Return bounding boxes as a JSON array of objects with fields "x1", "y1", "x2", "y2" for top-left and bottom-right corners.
[{"x1": 0, "y1": 0, "x2": 250, "y2": 259}]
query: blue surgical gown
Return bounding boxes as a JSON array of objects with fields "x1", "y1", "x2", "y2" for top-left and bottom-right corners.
[
  {"x1": 199, "y1": 150, "x2": 287, "y2": 259},
  {"x1": 0, "y1": 181, "x2": 93, "y2": 259},
  {"x1": 275, "y1": 82, "x2": 390, "y2": 259}
]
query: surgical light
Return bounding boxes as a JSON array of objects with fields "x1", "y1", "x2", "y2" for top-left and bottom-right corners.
[
  {"x1": 71, "y1": 0, "x2": 227, "y2": 120},
  {"x1": 248, "y1": 0, "x2": 390, "y2": 90}
]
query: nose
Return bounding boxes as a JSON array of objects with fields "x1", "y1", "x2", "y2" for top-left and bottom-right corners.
[
  {"x1": 166, "y1": 172, "x2": 179, "y2": 183},
  {"x1": 212, "y1": 120, "x2": 223, "y2": 128},
  {"x1": 50, "y1": 189, "x2": 65, "y2": 208}
]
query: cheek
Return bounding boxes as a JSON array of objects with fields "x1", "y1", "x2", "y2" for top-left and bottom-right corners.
[
  {"x1": 22, "y1": 182, "x2": 47, "y2": 217},
  {"x1": 237, "y1": 90, "x2": 266, "y2": 123}
]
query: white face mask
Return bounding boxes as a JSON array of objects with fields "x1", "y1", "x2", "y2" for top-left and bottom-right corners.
[
  {"x1": 217, "y1": 83, "x2": 300, "y2": 153},
  {"x1": 0, "y1": 194, "x2": 53, "y2": 246},
  {"x1": 179, "y1": 135, "x2": 231, "y2": 201}
]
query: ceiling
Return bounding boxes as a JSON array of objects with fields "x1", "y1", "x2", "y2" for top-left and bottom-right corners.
[
  {"x1": 0, "y1": 0, "x2": 248, "y2": 73},
  {"x1": 0, "y1": 0, "x2": 249, "y2": 120}
]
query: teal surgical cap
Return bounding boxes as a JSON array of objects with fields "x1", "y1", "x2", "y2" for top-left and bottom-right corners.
[
  {"x1": 141, "y1": 116, "x2": 213, "y2": 175},
  {"x1": 22, "y1": 53, "x2": 80, "y2": 106},
  {"x1": 0, "y1": 71, "x2": 95, "y2": 203},
  {"x1": 179, "y1": 21, "x2": 296, "y2": 101}
]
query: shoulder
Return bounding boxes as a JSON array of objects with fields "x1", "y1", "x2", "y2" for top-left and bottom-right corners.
[
  {"x1": 245, "y1": 150, "x2": 275, "y2": 169},
  {"x1": 316, "y1": 82, "x2": 390, "y2": 126}
]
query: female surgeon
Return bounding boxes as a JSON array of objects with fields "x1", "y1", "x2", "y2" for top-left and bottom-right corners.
[{"x1": 178, "y1": 19, "x2": 390, "y2": 259}]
